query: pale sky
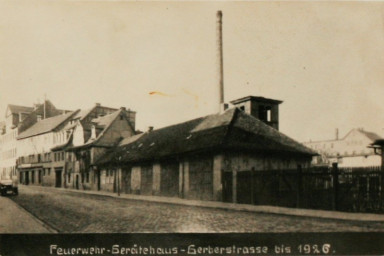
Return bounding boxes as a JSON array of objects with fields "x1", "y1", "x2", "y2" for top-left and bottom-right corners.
[{"x1": 0, "y1": 1, "x2": 383, "y2": 142}]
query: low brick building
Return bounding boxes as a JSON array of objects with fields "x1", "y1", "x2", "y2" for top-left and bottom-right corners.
[{"x1": 96, "y1": 96, "x2": 315, "y2": 203}]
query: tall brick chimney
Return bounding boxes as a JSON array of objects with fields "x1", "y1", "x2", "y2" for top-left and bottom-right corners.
[{"x1": 216, "y1": 10, "x2": 225, "y2": 112}]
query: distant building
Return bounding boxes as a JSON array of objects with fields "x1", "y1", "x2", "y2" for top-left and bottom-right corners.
[{"x1": 303, "y1": 128, "x2": 382, "y2": 167}]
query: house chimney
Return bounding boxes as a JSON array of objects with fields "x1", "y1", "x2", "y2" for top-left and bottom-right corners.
[
  {"x1": 335, "y1": 128, "x2": 339, "y2": 140},
  {"x1": 216, "y1": 10, "x2": 224, "y2": 112},
  {"x1": 95, "y1": 103, "x2": 101, "y2": 107},
  {"x1": 148, "y1": 126, "x2": 154, "y2": 132},
  {"x1": 120, "y1": 107, "x2": 126, "y2": 111}
]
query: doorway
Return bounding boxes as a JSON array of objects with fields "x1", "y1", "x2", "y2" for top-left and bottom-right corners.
[
  {"x1": 75, "y1": 175, "x2": 79, "y2": 190},
  {"x1": 222, "y1": 171, "x2": 233, "y2": 203},
  {"x1": 25, "y1": 171, "x2": 29, "y2": 185},
  {"x1": 55, "y1": 169, "x2": 62, "y2": 188}
]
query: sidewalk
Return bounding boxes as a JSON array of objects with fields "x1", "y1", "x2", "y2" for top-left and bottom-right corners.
[
  {"x1": 0, "y1": 195, "x2": 56, "y2": 233},
  {"x1": 23, "y1": 185, "x2": 384, "y2": 222}
]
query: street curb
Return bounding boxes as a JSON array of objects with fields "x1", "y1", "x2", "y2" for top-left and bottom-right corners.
[
  {"x1": 10, "y1": 196, "x2": 59, "y2": 234},
  {"x1": 21, "y1": 185, "x2": 384, "y2": 222}
]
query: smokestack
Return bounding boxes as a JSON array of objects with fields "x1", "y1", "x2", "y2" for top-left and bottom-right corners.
[
  {"x1": 335, "y1": 128, "x2": 339, "y2": 140},
  {"x1": 216, "y1": 10, "x2": 224, "y2": 112}
]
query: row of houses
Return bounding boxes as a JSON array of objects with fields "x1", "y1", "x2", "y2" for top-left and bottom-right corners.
[{"x1": 0, "y1": 96, "x2": 317, "y2": 203}]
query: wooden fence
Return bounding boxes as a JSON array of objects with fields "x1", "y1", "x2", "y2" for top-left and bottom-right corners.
[{"x1": 236, "y1": 164, "x2": 384, "y2": 213}]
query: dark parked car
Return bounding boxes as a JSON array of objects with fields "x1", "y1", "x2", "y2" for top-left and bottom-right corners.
[{"x1": 0, "y1": 179, "x2": 18, "y2": 196}]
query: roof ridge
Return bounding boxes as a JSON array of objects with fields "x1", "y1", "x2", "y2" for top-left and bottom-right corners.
[
  {"x1": 232, "y1": 110, "x2": 316, "y2": 155},
  {"x1": 221, "y1": 108, "x2": 239, "y2": 146},
  {"x1": 80, "y1": 105, "x2": 98, "y2": 121}
]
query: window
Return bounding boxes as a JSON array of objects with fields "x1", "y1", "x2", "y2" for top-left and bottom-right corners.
[
  {"x1": 258, "y1": 105, "x2": 272, "y2": 122},
  {"x1": 86, "y1": 172, "x2": 89, "y2": 183}
]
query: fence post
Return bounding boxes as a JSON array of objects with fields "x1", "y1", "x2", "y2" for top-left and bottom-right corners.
[
  {"x1": 251, "y1": 167, "x2": 255, "y2": 205},
  {"x1": 296, "y1": 164, "x2": 303, "y2": 208},
  {"x1": 332, "y1": 163, "x2": 339, "y2": 211}
]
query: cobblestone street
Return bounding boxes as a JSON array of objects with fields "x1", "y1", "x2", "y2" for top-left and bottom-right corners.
[{"x1": 10, "y1": 185, "x2": 384, "y2": 233}]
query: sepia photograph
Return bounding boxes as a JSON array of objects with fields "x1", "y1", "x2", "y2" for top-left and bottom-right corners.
[{"x1": 0, "y1": 0, "x2": 384, "y2": 254}]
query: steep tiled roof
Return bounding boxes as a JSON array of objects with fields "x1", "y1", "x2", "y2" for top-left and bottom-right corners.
[
  {"x1": 74, "y1": 108, "x2": 93, "y2": 120},
  {"x1": 7, "y1": 104, "x2": 34, "y2": 114},
  {"x1": 98, "y1": 108, "x2": 315, "y2": 165},
  {"x1": 17, "y1": 111, "x2": 78, "y2": 139},
  {"x1": 69, "y1": 109, "x2": 131, "y2": 149},
  {"x1": 92, "y1": 111, "x2": 120, "y2": 128}
]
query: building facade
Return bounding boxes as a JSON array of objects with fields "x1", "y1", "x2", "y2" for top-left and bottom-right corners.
[
  {"x1": 0, "y1": 101, "x2": 68, "y2": 181},
  {"x1": 17, "y1": 111, "x2": 79, "y2": 186},
  {"x1": 16, "y1": 103, "x2": 136, "y2": 189}
]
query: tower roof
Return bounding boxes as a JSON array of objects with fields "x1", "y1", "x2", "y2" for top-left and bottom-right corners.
[{"x1": 230, "y1": 96, "x2": 283, "y2": 105}]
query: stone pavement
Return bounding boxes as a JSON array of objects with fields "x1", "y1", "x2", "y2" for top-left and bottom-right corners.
[
  {"x1": 11, "y1": 185, "x2": 384, "y2": 232},
  {"x1": 0, "y1": 195, "x2": 55, "y2": 233},
  {"x1": 47, "y1": 185, "x2": 384, "y2": 222}
]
